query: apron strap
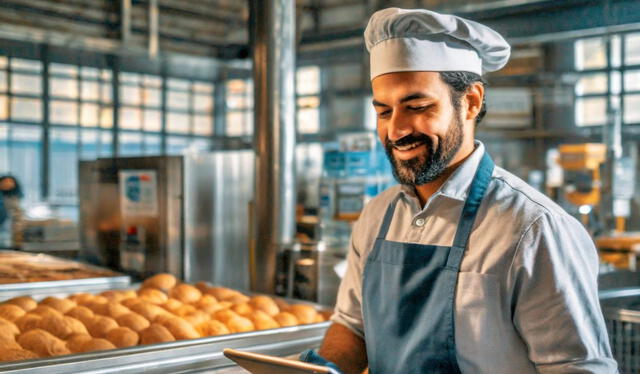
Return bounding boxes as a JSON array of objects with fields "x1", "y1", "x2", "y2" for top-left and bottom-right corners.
[
  {"x1": 447, "y1": 151, "x2": 495, "y2": 268},
  {"x1": 376, "y1": 194, "x2": 401, "y2": 241}
]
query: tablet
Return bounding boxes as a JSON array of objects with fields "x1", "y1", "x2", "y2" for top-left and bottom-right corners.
[{"x1": 223, "y1": 348, "x2": 331, "y2": 374}]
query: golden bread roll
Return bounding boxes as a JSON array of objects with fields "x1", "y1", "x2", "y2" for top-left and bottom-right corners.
[
  {"x1": 159, "y1": 317, "x2": 200, "y2": 340},
  {"x1": 183, "y1": 311, "x2": 208, "y2": 327},
  {"x1": 121, "y1": 298, "x2": 142, "y2": 309},
  {"x1": 0, "y1": 327, "x2": 17, "y2": 344},
  {"x1": 231, "y1": 303, "x2": 253, "y2": 316},
  {"x1": 218, "y1": 301, "x2": 233, "y2": 309},
  {"x1": 0, "y1": 317, "x2": 19, "y2": 337},
  {"x1": 3, "y1": 297, "x2": 37, "y2": 312},
  {"x1": 195, "y1": 294, "x2": 218, "y2": 307},
  {"x1": 30, "y1": 305, "x2": 63, "y2": 319},
  {"x1": 168, "y1": 284, "x2": 202, "y2": 304},
  {"x1": 106, "y1": 327, "x2": 139, "y2": 348},
  {"x1": 14, "y1": 314, "x2": 41, "y2": 333},
  {"x1": 173, "y1": 304, "x2": 197, "y2": 317},
  {"x1": 161, "y1": 298, "x2": 183, "y2": 313},
  {"x1": 152, "y1": 313, "x2": 175, "y2": 325},
  {"x1": 249, "y1": 296, "x2": 279, "y2": 317},
  {"x1": 314, "y1": 314, "x2": 325, "y2": 323},
  {"x1": 273, "y1": 312, "x2": 298, "y2": 327},
  {"x1": 248, "y1": 310, "x2": 279, "y2": 330},
  {"x1": 92, "y1": 296, "x2": 110, "y2": 305},
  {"x1": 115, "y1": 313, "x2": 150, "y2": 333},
  {"x1": 274, "y1": 298, "x2": 290, "y2": 311},
  {"x1": 130, "y1": 303, "x2": 168, "y2": 322},
  {"x1": 39, "y1": 297, "x2": 76, "y2": 314},
  {"x1": 0, "y1": 348, "x2": 39, "y2": 362},
  {"x1": 288, "y1": 304, "x2": 317, "y2": 324},
  {"x1": 66, "y1": 306, "x2": 95, "y2": 325},
  {"x1": 197, "y1": 320, "x2": 230, "y2": 336},
  {"x1": 205, "y1": 287, "x2": 238, "y2": 301},
  {"x1": 138, "y1": 288, "x2": 169, "y2": 305},
  {"x1": 212, "y1": 309, "x2": 238, "y2": 324},
  {"x1": 87, "y1": 316, "x2": 118, "y2": 338},
  {"x1": 225, "y1": 316, "x2": 255, "y2": 333},
  {"x1": 139, "y1": 324, "x2": 175, "y2": 345},
  {"x1": 84, "y1": 300, "x2": 109, "y2": 316},
  {"x1": 194, "y1": 281, "x2": 210, "y2": 293},
  {"x1": 104, "y1": 303, "x2": 131, "y2": 319},
  {"x1": 68, "y1": 293, "x2": 94, "y2": 305},
  {"x1": 17, "y1": 329, "x2": 70, "y2": 357},
  {"x1": 65, "y1": 333, "x2": 93, "y2": 353},
  {"x1": 227, "y1": 294, "x2": 250, "y2": 304},
  {"x1": 0, "y1": 304, "x2": 26, "y2": 321},
  {"x1": 77, "y1": 338, "x2": 116, "y2": 353},
  {"x1": 199, "y1": 303, "x2": 224, "y2": 315},
  {"x1": 37, "y1": 314, "x2": 88, "y2": 339},
  {"x1": 142, "y1": 273, "x2": 177, "y2": 292}
]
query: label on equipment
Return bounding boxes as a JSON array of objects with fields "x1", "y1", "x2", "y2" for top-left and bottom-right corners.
[{"x1": 119, "y1": 170, "x2": 159, "y2": 217}]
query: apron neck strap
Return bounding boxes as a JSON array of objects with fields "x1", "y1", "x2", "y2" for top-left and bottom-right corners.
[
  {"x1": 376, "y1": 194, "x2": 401, "y2": 241},
  {"x1": 451, "y1": 151, "x2": 495, "y2": 249}
]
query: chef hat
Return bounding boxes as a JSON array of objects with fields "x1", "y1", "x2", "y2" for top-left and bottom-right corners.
[{"x1": 364, "y1": 8, "x2": 511, "y2": 80}]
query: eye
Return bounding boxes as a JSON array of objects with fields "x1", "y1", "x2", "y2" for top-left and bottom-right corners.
[
  {"x1": 376, "y1": 109, "x2": 391, "y2": 118},
  {"x1": 407, "y1": 105, "x2": 428, "y2": 112}
]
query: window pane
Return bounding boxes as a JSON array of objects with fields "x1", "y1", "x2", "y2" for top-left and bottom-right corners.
[
  {"x1": 81, "y1": 103, "x2": 99, "y2": 127},
  {"x1": 0, "y1": 71, "x2": 6, "y2": 92},
  {"x1": 80, "y1": 129, "x2": 99, "y2": 160},
  {"x1": 297, "y1": 66, "x2": 320, "y2": 95},
  {"x1": 575, "y1": 37, "x2": 606, "y2": 70},
  {"x1": 100, "y1": 130, "x2": 113, "y2": 157},
  {"x1": 624, "y1": 94, "x2": 640, "y2": 123},
  {"x1": 0, "y1": 95, "x2": 7, "y2": 120},
  {"x1": 624, "y1": 70, "x2": 640, "y2": 91},
  {"x1": 576, "y1": 73, "x2": 607, "y2": 95},
  {"x1": 12, "y1": 74, "x2": 41, "y2": 95},
  {"x1": 194, "y1": 93, "x2": 213, "y2": 113},
  {"x1": 81, "y1": 67, "x2": 100, "y2": 79},
  {"x1": 120, "y1": 72, "x2": 140, "y2": 85},
  {"x1": 193, "y1": 82, "x2": 213, "y2": 93},
  {"x1": 190, "y1": 138, "x2": 211, "y2": 152},
  {"x1": 51, "y1": 100, "x2": 78, "y2": 125},
  {"x1": 81, "y1": 80, "x2": 100, "y2": 101},
  {"x1": 167, "y1": 90, "x2": 190, "y2": 110},
  {"x1": 575, "y1": 97, "x2": 607, "y2": 126},
  {"x1": 119, "y1": 107, "x2": 142, "y2": 130},
  {"x1": 120, "y1": 85, "x2": 141, "y2": 106},
  {"x1": 143, "y1": 75, "x2": 162, "y2": 87},
  {"x1": 50, "y1": 77, "x2": 78, "y2": 99},
  {"x1": 9, "y1": 125, "x2": 42, "y2": 203},
  {"x1": 118, "y1": 132, "x2": 143, "y2": 156},
  {"x1": 144, "y1": 109, "x2": 161, "y2": 132},
  {"x1": 625, "y1": 33, "x2": 640, "y2": 66},
  {"x1": 11, "y1": 58, "x2": 41, "y2": 72},
  {"x1": 226, "y1": 111, "x2": 252, "y2": 136},
  {"x1": 0, "y1": 57, "x2": 7, "y2": 69},
  {"x1": 101, "y1": 83, "x2": 112, "y2": 103},
  {"x1": 193, "y1": 114, "x2": 213, "y2": 136},
  {"x1": 0, "y1": 125, "x2": 8, "y2": 173},
  {"x1": 167, "y1": 136, "x2": 190, "y2": 155},
  {"x1": 100, "y1": 106, "x2": 113, "y2": 128},
  {"x1": 49, "y1": 128, "x2": 78, "y2": 203},
  {"x1": 297, "y1": 96, "x2": 320, "y2": 108},
  {"x1": 167, "y1": 78, "x2": 190, "y2": 91},
  {"x1": 298, "y1": 108, "x2": 319, "y2": 134},
  {"x1": 167, "y1": 112, "x2": 190, "y2": 133},
  {"x1": 50, "y1": 63, "x2": 78, "y2": 77},
  {"x1": 143, "y1": 87, "x2": 161, "y2": 107},
  {"x1": 11, "y1": 98, "x2": 42, "y2": 122},
  {"x1": 144, "y1": 134, "x2": 162, "y2": 155}
]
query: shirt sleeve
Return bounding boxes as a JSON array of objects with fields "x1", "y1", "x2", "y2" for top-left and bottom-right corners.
[
  {"x1": 509, "y1": 212, "x2": 617, "y2": 373},
  {"x1": 330, "y1": 219, "x2": 366, "y2": 338}
]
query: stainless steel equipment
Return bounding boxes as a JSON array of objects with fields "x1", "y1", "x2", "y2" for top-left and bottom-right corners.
[
  {"x1": 79, "y1": 152, "x2": 253, "y2": 288},
  {"x1": 600, "y1": 288, "x2": 640, "y2": 373}
]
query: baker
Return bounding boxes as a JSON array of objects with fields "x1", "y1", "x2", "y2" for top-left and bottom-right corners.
[{"x1": 301, "y1": 7, "x2": 617, "y2": 374}]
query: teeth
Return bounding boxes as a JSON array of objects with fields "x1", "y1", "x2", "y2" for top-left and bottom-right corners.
[{"x1": 395, "y1": 142, "x2": 423, "y2": 151}]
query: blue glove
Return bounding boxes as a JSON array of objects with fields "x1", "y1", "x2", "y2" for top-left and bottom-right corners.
[{"x1": 299, "y1": 349, "x2": 344, "y2": 374}]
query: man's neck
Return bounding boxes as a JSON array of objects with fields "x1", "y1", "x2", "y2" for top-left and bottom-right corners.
[{"x1": 414, "y1": 142, "x2": 476, "y2": 207}]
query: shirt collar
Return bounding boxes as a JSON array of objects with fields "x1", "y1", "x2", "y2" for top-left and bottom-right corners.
[{"x1": 399, "y1": 140, "x2": 486, "y2": 202}]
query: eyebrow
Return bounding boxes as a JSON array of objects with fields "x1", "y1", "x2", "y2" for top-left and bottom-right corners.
[{"x1": 372, "y1": 92, "x2": 435, "y2": 107}]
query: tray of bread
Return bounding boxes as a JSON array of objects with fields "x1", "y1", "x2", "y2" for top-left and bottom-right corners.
[
  {"x1": 0, "y1": 251, "x2": 130, "y2": 299},
  {"x1": 0, "y1": 273, "x2": 331, "y2": 373}
]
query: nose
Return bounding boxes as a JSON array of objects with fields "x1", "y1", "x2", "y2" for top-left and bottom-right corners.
[{"x1": 386, "y1": 111, "x2": 413, "y2": 142}]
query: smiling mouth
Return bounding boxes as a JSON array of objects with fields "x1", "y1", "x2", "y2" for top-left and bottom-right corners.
[{"x1": 394, "y1": 141, "x2": 425, "y2": 152}]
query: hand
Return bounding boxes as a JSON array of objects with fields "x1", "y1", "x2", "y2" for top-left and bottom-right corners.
[{"x1": 299, "y1": 349, "x2": 344, "y2": 374}]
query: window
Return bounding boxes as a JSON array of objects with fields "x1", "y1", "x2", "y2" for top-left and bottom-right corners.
[
  {"x1": 297, "y1": 66, "x2": 321, "y2": 134},
  {"x1": 225, "y1": 79, "x2": 253, "y2": 136}
]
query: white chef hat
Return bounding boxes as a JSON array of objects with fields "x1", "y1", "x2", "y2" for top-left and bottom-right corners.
[{"x1": 364, "y1": 8, "x2": 511, "y2": 80}]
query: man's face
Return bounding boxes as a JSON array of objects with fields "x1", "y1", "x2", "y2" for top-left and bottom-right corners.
[{"x1": 372, "y1": 71, "x2": 465, "y2": 186}]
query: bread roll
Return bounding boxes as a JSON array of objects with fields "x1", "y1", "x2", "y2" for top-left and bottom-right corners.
[
  {"x1": 195, "y1": 294, "x2": 218, "y2": 307},
  {"x1": 159, "y1": 317, "x2": 200, "y2": 340},
  {"x1": 3, "y1": 297, "x2": 37, "y2": 312},
  {"x1": 39, "y1": 297, "x2": 76, "y2": 314},
  {"x1": 183, "y1": 311, "x2": 208, "y2": 327},
  {"x1": 248, "y1": 310, "x2": 279, "y2": 330},
  {"x1": 314, "y1": 314, "x2": 325, "y2": 323},
  {"x1": 218, "y1": 301, "x2": 233, "y2": 309},
  {"x1": 169, "y1": 284, "x2": 202, "y2": 304},
  {"x1": 31, "y1": 305, "x2": 63, "y2": 319},
  {"x1": 37, "y1": 314, "x2": 88, "y2": 339},
  {"x1": 138, "y1": 288, "x2": 168, "y2": 305},
  {"x1": 65, "y1": 333, "x2": 93, "y2": 353},
  {"x1": 105, "y1": 303, "x2": 131, "y2": 319},
  {"x1": 87, "y1": 316, "x2": 118, "y2": 338},
  {"x1": 0, "y1": 326, "x2": 17, "y2": 344},
  {"x1": 17, "y1": 329, "x2": 70, "y2": 357},
  {"x1": 194, "y1": 281, "x2": 210, "y2": 293},
  {"x1": 231, "y1": 303, "x2": 253, "y2": 316},
  {"x1": 0, "y1": 304, "x2": 26, "y2": 321},
  {"x1": 173, "y1": 304, "x2": 197, "y2": 317},
  {"x1": 139, "y1": 324, "x2": 175, "y2": 345},
  {"x1": 77, "y1": 338, "x2": 116, "y2": 353},
  {"x1": 288, "y1": 304, "x2": 317, "y2": 324},
  {"x1": 66, "y1": 306, "x2": 95, "y2": 325},
  {"x1": 68, "y1": 293, "x2": 94, "y2": 305},
  {"x1": 197, "y1": 320, "x2": 230, "y2": 336},
  {"x1": 274, "y1": 298, "x2": 290, "y2": 311},
  {"x1": 212, "y1": 309, "x2": 238, "y2": 324},
  {"x1": 100, "y1": 290, "x2": 136, "y2": 302},
  {"x1": 199, "y1": 302, "x2": 224, "y2": 315},
  {"x1": 115, "y1": 313, "x2": 150, "y2": 333},
  {"x1": 249, "y1": 296, "x2": 279, "y2": 317},
  {"x1": 0, "y1": 317, "x2": 19, "y2": 337},
  {"x1": 130, "y1": 303, "x2": 168, "y2": 322},
  {"x1": 162, "y1": 298, "x2": 183, "y2": 313},
  {"x1": 205, "y1": 287, "x2": 238, "y2": 301},
  {"x1": 273, "y1": 312, "x2": 298, "y2": 327},
  {"x1": 106, "y1": 327, "x2": 139, "y2": 348},
  {"x1": 121, "y1": 298, "x2": 143, "y2": 309},
  {"x1": 0, "y1": 348, "x2": 38, "y2": 362},
  {"x1": 225, "y1": 316, "x2": 255, "y2": 333},
  {"x1": 14, "y1": 314, "x2": 41, "y2": 333},
  {"x1": 84, "y1": 300, "x2": 109, "y2": 316},
  {"x1": 152, "y1": 313, "x2": 175, "y2": 325},
  {"x1": 142, "y1": 273, "x2": 177, "y2": 292}
]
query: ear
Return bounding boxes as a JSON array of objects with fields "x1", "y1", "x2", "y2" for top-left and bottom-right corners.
[{"x1": 464, "y1": 82, "x2": 484, "y2": 123}]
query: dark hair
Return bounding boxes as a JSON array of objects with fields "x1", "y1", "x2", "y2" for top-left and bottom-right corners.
[
  {"x1": 0, "y1": 175, "x2": 23, "y2": 198},
  {"x1": 439, "y1": 71, "x2": 487, "y2": 126}
]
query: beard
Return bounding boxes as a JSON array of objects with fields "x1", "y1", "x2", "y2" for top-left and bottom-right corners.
[{"x1": 384, "y1": 114, "x2": 464, "y2": 186}]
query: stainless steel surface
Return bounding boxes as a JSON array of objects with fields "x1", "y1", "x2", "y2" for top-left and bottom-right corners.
[
  {"x1": 600, "y1": 288, "x2": 640, "y2": 372},
  {"x1": 0, "y1": 276, "x2": 130, "y2": 300},
  {"x1": 121, "y1": 0, "x2": 132, "y2": 44},
  {"x1": 250, "y1": 0, "x2": 297, "y2": 294},
  {"x1": 0, "y1": 322, "x2": 329, "y2": 374},
  {"x1": 148, "y1": 0, "x2": 159, "y2": 58}
]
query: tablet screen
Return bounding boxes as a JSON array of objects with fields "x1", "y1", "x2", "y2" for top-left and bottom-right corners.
[{"x1": 223, "y1": 348, "x2": 331, "y2": 374}]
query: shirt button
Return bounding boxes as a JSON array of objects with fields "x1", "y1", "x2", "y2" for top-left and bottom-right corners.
[{"x1": 415, "y1": 218, "x2": 425, "y2": 227}]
